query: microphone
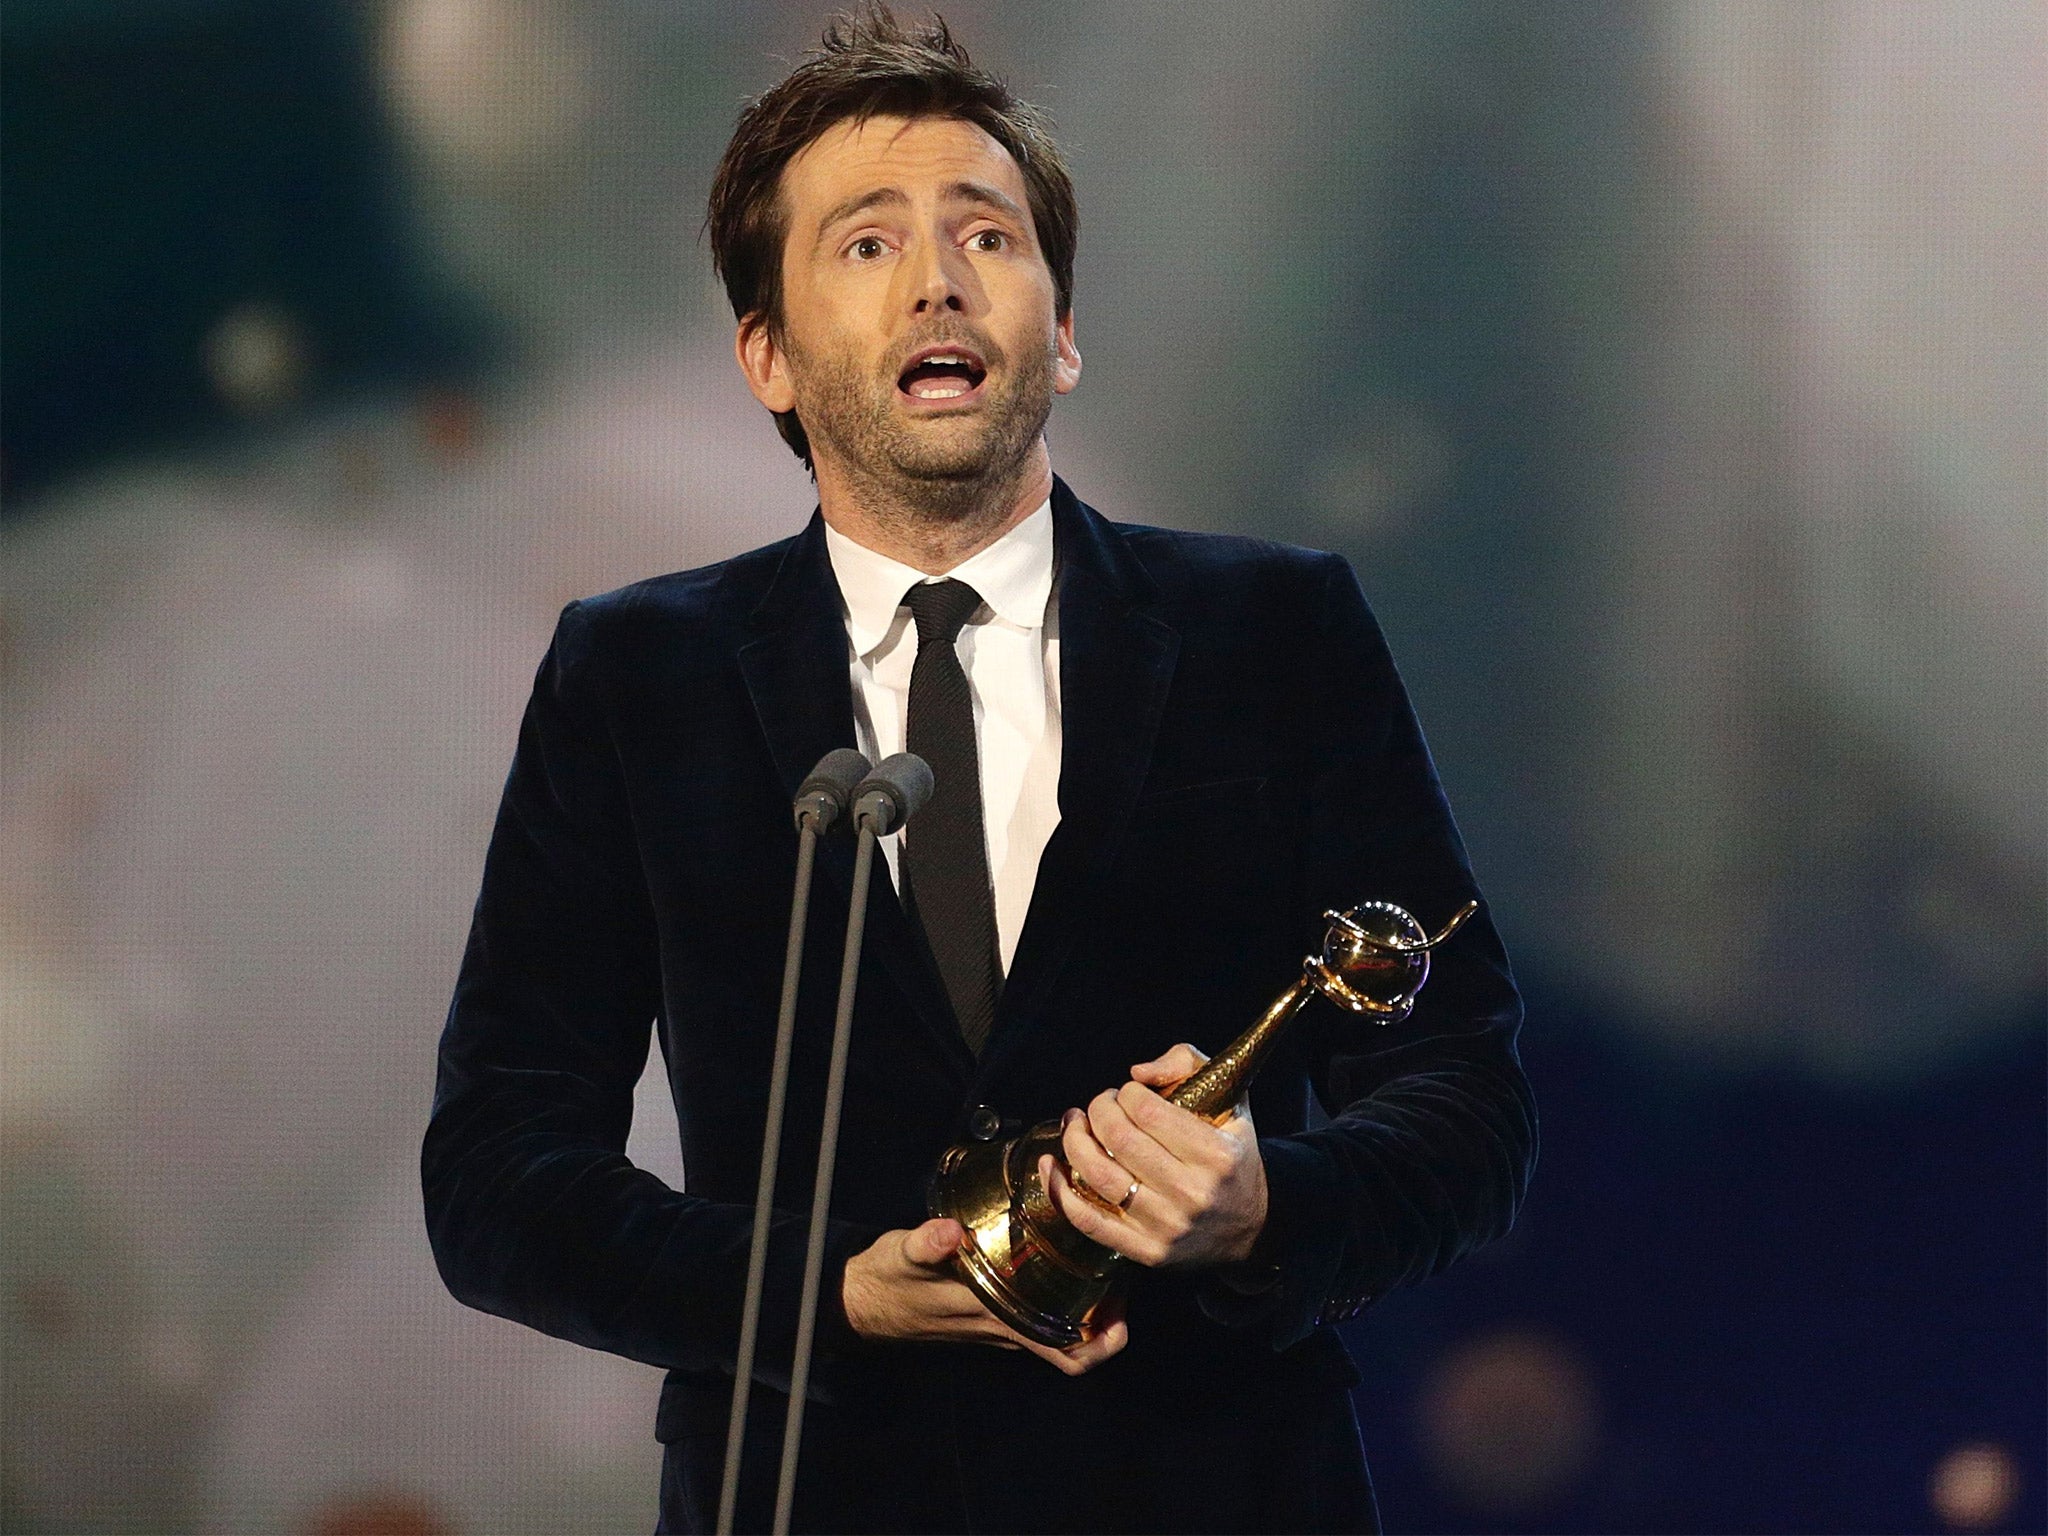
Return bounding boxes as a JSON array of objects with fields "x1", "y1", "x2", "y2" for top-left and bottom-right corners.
[
  {"x1": 718, "y1": 747, "x2": 872, "y2": 1536},
  {"x1": 772, "y1": 752, "x2": 932, "y2": 1534},
  {"x1": 850, "y1": 751, "x2": 934, "y2": 835},
  {"x1": 793, "y1": 747, "x2": 873, "y2": 833}
]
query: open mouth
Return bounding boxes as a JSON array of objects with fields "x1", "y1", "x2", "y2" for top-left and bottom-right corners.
[{"x1": 897, "y1": 347, "x2": 988, "y2": 403}]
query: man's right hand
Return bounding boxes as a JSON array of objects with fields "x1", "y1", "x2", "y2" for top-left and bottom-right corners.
[{"x1": 840, "y1": 1218, "x2": 1127, "y2": 1376}]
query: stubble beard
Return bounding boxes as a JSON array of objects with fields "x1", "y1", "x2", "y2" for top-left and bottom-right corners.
[{"x1": 788, "y1": 323, "x2": 1058, "y2": 530}]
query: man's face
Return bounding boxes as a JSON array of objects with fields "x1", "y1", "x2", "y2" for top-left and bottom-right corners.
[{"x1": 737, "y1": 113, "x2": 1080, "y2": 494}]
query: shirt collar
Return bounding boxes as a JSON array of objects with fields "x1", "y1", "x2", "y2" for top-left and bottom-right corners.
[{"x1": 823, "y1": 495, "x2": 1055, "y2": 660}]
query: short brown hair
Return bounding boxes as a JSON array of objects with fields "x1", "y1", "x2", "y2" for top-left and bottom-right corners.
[{"x1": 705, "y1": 4, "x2": 1078, "y2": 465}]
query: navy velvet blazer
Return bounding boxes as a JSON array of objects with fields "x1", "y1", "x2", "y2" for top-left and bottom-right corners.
[{"x1": 423, "y1": 477, "x2": 1536, "y2": 1533}]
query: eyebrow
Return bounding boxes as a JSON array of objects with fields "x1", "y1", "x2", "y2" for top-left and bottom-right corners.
[{"x1": 814, "y1": 180, "x2": 1030, "y2": 242}]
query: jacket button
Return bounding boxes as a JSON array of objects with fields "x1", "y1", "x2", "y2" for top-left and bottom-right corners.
[{"x1": 966, "y1": 1105, "x2": 1003, "y2": 1141}]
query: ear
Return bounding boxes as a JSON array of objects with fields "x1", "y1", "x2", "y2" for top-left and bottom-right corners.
[
  {"x1": 734, "y1": 312, "x2": 798, "y2": 414},
  {"x1": 1053, "y1": 309, "x2": 1082, "y2": 397}
]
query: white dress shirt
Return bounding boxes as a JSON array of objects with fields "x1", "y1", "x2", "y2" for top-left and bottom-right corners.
[{"x1": 823, "y1": 497, "x2": 1061, "y2": 977}]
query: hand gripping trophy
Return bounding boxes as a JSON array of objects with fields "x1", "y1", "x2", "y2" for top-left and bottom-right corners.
[{"x1": 927, "y1": 899, "x2": 1480, "y2": 1347}]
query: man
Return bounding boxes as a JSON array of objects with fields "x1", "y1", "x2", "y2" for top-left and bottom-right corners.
[{"x1": 423, "y1": 8, "x2": 1536, "y2": 1532}]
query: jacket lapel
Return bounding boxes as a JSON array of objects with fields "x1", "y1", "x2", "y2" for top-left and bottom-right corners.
[
  {"x1": 977, "y1": 479, "x2": 1180, "y2": 1087},
  {"x1": 735, "y1": 513, "x2": 973, "y2": 1078}
]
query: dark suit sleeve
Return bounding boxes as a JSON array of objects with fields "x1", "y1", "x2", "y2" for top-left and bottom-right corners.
[
  {"x1": 1200, "y1": 554, "x2": 1538, "y2": 1350},
  {"x1": 422, "y1": 599, "x2": 883, "y2": 1388}
]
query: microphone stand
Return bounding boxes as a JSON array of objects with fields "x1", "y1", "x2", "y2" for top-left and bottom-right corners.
[
  {"x1": 717, "y1": 750, "x2": 869, "y2": 1536},
  {"x1": 772, "y1": 753, "x2": 931, "y2": 1536}
]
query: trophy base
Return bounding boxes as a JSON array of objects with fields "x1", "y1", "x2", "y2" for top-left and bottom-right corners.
[
  {"x1": 926, "y1": 1129, "x2": 1120, "y2": 1350},
  {"x1": 952, "y1": 1232, "x2": 1090, "y2": 1348}
]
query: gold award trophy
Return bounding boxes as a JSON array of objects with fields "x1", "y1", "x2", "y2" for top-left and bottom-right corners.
[{"x1": 927, "y1": 899, "x2": 1480, "y2": 1347}]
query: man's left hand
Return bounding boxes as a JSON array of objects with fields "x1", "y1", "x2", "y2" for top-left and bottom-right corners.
[{"x1": 1038, "y1": 1043, "x2": 1269, "y2": 1269}]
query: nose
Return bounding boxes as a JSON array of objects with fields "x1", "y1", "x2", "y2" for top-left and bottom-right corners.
[{"x1": 906, "y1": 235, "x2": 969, "y2": 317}]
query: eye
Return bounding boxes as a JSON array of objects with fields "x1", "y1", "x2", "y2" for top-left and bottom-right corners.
[
  {"x1": 850, "y1": 235, "x2": 887, "y2": 261},
  {"x1": 970, "y1": 229, "x2": 1007, "y2": 253}
]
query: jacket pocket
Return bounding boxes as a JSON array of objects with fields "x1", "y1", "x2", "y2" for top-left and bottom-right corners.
[{"x1": 1128, "y1": 774, "x2": 1268, "y2": 822}]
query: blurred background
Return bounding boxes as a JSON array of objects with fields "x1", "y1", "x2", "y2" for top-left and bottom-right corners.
[{"x1": 1, "y1": 1, "x2": 2041, "y2": 1531}]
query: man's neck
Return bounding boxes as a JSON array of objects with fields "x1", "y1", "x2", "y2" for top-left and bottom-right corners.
[{"x1": 813, "y1": 441, "x2": 1053, "y2": 575}]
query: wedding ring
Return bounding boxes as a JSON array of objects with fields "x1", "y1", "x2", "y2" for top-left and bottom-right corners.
[{"x1": 1116, "y1": 1178, "x2": 1140, "y2": 1212}]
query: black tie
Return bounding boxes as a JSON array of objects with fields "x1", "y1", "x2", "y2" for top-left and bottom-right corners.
[{"x1": 901, "y1": 579, "x2": 1000, "y2": 1056}]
